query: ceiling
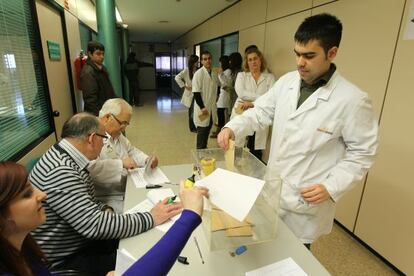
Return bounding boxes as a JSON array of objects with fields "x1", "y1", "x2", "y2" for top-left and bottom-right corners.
[{"x1": 116, "y1": 0, "x2": 238, "y2": 43}]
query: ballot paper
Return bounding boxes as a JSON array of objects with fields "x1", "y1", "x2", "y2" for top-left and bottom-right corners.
[
  {"x1": 115, "y1": 248, "x2": 136, "y2": 276},
  {"x1": 124, "y1": 188, "x2": 181, "y2": 232},
  {"x1": 224, "y1": 139, "x2": 235, "y2": 170},
  {"x1": 129, "y1": 166, "x2": 169, "y2": 188},
  {"x1": 196, "y1": 168, "x2": 265, "y2": 222},
  {"x1": 245, "y1": 257, "x2": 307, "y2": 276}
]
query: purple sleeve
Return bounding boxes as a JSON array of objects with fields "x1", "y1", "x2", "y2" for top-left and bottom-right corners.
[{"x1": 123, "y1": 209, "x2": 202, "y2": 276}]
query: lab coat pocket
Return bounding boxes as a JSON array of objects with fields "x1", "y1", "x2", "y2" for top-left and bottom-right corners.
[
  {"x1": 307, "y1": 120, "x2": 343, "y2": 152},
  {"x1": 280, "y1": 181, "x2": 319, "y2": 216}
]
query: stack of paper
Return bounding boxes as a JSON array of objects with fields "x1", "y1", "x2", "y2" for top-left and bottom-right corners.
[
  {"x1": 125, "y1": 188, "x2": 180, "y2": 232},
  {"x1": 129, "y1": 166, "x2": 169, "y2": 188},
  {"x1": 245, "y1": 257, "x2": 308, "y2": 276}
]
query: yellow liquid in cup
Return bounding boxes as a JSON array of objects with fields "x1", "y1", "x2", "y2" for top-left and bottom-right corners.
[{"x1": 201, "y1": 158, "x2": 216, "y2": 176}]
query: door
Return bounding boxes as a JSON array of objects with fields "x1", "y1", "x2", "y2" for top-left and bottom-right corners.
[{"x1": 35, "y1": 0, "x2": 74, "y2": 138}]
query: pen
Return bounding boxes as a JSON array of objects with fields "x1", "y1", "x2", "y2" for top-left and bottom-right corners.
[
  {"x1": 177, "y1": 256, "x2": 189, "y2": 265},
  {"x1": 166, "y1": 195, "x2": 177, "y2": 204},
  {"x1": 145, "y1": 184, "x2": 162, "y2": 189},
  {"x1": 194, "y1": 236, "x2": 205, "y2": 264}
]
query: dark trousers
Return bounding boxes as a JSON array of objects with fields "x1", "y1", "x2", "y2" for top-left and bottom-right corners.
[
  {"x1": 217, "y1": 108, "x2": 226, "y2": 129},
  {"x1": 189, "y1": 99, "x2": 196, "y2": 132},
  {"x1": 52, "y1": 239, "x2": 118, "y2": 276},
  {"x1": 196, "y1": 116, "x2": 213, "y2": 149},
  {"x1": 247, "y1": 132, "x2": 263, "y2": 161},
  {"x1": 128, "y1": 79, "x2": 140, "y2": 106}
]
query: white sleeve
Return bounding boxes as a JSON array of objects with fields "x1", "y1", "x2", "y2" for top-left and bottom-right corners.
[
  {"x1": 88, "y1": 159, "x2": 123, "y2": 184},
  {"x1": 219, "y1": 69, "x2": 233, "y2": 89},
  {"x1": 174, "y1": 69, "x2": 187, "y2": 88},
  {"x1": 121, "y1": 135, "x2": 149, "y2": 167},
  {"x1": 192, "y1": 70, "x2": 202, "y2": 93}
]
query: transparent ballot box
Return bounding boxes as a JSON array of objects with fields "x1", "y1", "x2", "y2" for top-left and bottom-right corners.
[{"x1": 192, "y1": 148, "x2": 281, "y2": 251}]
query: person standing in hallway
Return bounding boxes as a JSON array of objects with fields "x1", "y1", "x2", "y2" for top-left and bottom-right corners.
[
  {"x1": 218, "y1": 13, "x2": 379, "y2": 248},
  {"x1": 81, "y1": 41, "x2": 116, "y2": 116},
  {"x1": 175, "y1": 54, "x2": 199, "y2": 133},
  {"x1": 124, "y1": 52, "x2": 153, "y2": 107},
  {"x1": 192, "y1": 51, "x2": 218, "y2": 149},
  {"x1": 228, "y1": 52, "x2": 243, "y2": 111},
  {"x1": 231, "y1": 48, "x2": 275, "y2": 161}
]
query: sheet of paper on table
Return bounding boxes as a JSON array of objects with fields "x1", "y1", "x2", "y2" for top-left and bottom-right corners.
[
  {"x1": 129, "y1": 166, "x2": 169, "y2": 188},
  {"x1": 245, "y1": 257, "x2": 308, "y2": 276},
  {"x1": 195, "y1": 168, "x2": 264, "y2": 222},
  {"x1": 124, "y1": 188, "x2": 180, "y2": 232}
]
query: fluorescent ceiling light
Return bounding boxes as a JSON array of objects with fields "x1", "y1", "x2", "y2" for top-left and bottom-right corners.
[{"x1": 115, "y1": 7, "x2": 123, "y2": 23}]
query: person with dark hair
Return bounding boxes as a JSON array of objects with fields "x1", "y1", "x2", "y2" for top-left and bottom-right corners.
[
  {"x1": 231, "y1": 48, "x2": 275, "y2": 161},
  {"x1": 210, "y1": 55, "x2": 230, "y2": 138},
  {"x1": 0, "y1": 161, "x2": 209, "y2": 276},
  {"x1": 30, "y1": 112, "x2": 181, "y2": 274},
  {"x1": 174, "y1": 54, "x2": 199, "y2": 132},
  {"x1": 219, "y1": 13, "x2": 379, "y2": 248},
  {"x1": 124, "y1": 52, "x2": 153, "y2": 107},
  {"x1": 244, "y1": 44, "x2": 258, "y2": 54},
  {"x1": 0, "y1": 161, "x2": 49, "y2": 275},
  {"x1": 81, "y1": 41, "x2": 116, "y2": 116},
  {"x1": 192, "y1": 51, "x2": 218, "y2": 149},
  {"x1": 228, "y1": 52, "x2": 243, "y2": 109}
]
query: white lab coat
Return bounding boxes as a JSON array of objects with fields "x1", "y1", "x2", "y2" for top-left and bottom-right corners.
[
  {"x1": 217, "y1": 69, "x2": 234, "y2": 108},
  {"x1": 192, "y1": 66, "x2": 218, "y2": 127},
  {"x1": 225, "y1": 70, "x2": 379, "y2": 243},
  {"x1": 88, "y1": 133, "x2": 149, "y2": 213},
  {"x1": 231, "y1": 71, "x2": 275, "y2": 149},
  {"x1": 175, "y1": 68, "x2": 193, "y2": 108}
]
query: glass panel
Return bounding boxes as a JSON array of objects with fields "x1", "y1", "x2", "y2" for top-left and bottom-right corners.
[{"x1": 0, "y1": 0, "x2": 53, "y2": 161}]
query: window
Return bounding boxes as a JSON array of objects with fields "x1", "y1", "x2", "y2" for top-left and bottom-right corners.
[
  {"x1": 155, "y1": 56, "x2": 171, "y2": 72},
  {"x1": 0, "y1": 0, "x2": 53, "y2": 161},
  {"x1": 195, "y1": 32, "x2": 239, "y2": 67}
]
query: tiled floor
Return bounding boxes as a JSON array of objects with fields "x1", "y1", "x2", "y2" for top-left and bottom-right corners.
[{"x1": 127, "y1": 89, "x2": 399, "y2": 276}]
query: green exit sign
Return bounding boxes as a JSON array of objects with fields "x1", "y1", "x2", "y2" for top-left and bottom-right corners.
[{"x1": 47, "y1": 40, "x2": 61, "y2": 60}]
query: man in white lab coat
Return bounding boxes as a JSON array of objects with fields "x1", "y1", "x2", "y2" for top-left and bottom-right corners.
[
  {"x1": 88, "y1": 98, "x2": 159, "y2": 213},
  {"x1": 192, "y1": 51, "x2": 219, "y2": 149},
  {"x1": 218, "y1": 13, "x2": 379, "y2": 248}
]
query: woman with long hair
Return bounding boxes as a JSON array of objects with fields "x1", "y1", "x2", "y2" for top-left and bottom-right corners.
[
  {"x1": 0, "y1": 161, "x2": 49, "y2": 275},
  {"x1": 175, "y1": 54, "x2": 199, "y2": 132}
]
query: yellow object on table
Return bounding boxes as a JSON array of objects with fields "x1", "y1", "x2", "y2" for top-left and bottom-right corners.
[{"x1": 200, "y1": 157, "x2": 216, "y2": 176}]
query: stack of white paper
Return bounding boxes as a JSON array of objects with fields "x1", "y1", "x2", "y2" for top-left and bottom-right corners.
[
  {"x1": 115, "y1": 248, "x2": 136, "y2": 276},
  {"x1": 129, "y1": 166, "x2": 170, "y2": 188},
  {"x1": 196, "y1": 168, "x2": 265, "y2": 222},
  {"x1": 125, "y1": 188, "x2": 180, "y2": 232}
]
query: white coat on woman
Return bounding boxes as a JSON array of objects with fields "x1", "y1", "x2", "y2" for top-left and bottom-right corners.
[
  {"x1": 225, "y1": 70, "x2": 379, "y2": 243},
  {"x1": 192, "y1": 66, "x2": 218, "y2": 127},
  {"x1": 231, "y1": 71, "x2": 275, "y2": 149},
  {"x1": 217, "y1": 68, "x2": 234, "y2": 109},
  {"x1": 175, "y1": 68, "x2": 193, "y2": 108}
]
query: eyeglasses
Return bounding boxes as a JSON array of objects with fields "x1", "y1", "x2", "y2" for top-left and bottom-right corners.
[
  {"x1": 111, "y1": 114, "x2": 130, "y2": 127},
  {"x1": 94, "y1": 132, "x2": 108, "y2": 141}
]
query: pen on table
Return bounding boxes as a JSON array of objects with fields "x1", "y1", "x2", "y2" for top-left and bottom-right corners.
[
  {"x1": 166, "y1": 195, "x2": 177, "y2": 204},
  {"x1": 145, "y1": 184, "x2": 162, "y2": 189},
  {"x1": 194, "y1": 236, "x2": 205, "y2": 264}
]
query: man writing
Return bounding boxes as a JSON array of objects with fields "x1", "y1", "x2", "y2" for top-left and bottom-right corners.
[{"x1": 218, "y1": 13, "x2": 379, "y2": 248}]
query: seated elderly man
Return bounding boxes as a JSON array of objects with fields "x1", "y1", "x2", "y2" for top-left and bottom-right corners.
[
  {"x1": 88, "y1": 98, "x2": 159, "y2": 213},
  {"x1": 30, "y1": 113, "x2": 181, "y2": 275}
]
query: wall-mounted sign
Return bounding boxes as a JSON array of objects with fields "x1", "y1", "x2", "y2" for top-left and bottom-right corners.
[{"x1": 47, "y1": 40, "x2": 61, "y2": 60}]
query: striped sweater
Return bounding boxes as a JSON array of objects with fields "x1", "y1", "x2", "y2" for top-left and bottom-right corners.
[{"x1": 30, "y1": 139, "x2": 154, "y2": 268}]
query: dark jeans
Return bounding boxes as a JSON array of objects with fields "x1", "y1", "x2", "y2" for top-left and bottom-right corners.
[
  {"x1": 189, "y1": 99, "x2": 196, "y2": 132},
  {"x1": 196, "y1": 116, "x2": 213, "y2": 149},
  {"x1": 52, "y1": 239, "x2": 119, "y2": 276},
  {"x1": 217, "y1": 107, "x2": 226, "y2": 129},
  {"x1": 247, "y1": 132, "x2": 263, "y2": 161}
]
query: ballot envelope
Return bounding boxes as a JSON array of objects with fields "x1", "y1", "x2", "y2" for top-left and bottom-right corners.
[{"x1": 192, "y1": 147, "x2": 281, "y2": 251}]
